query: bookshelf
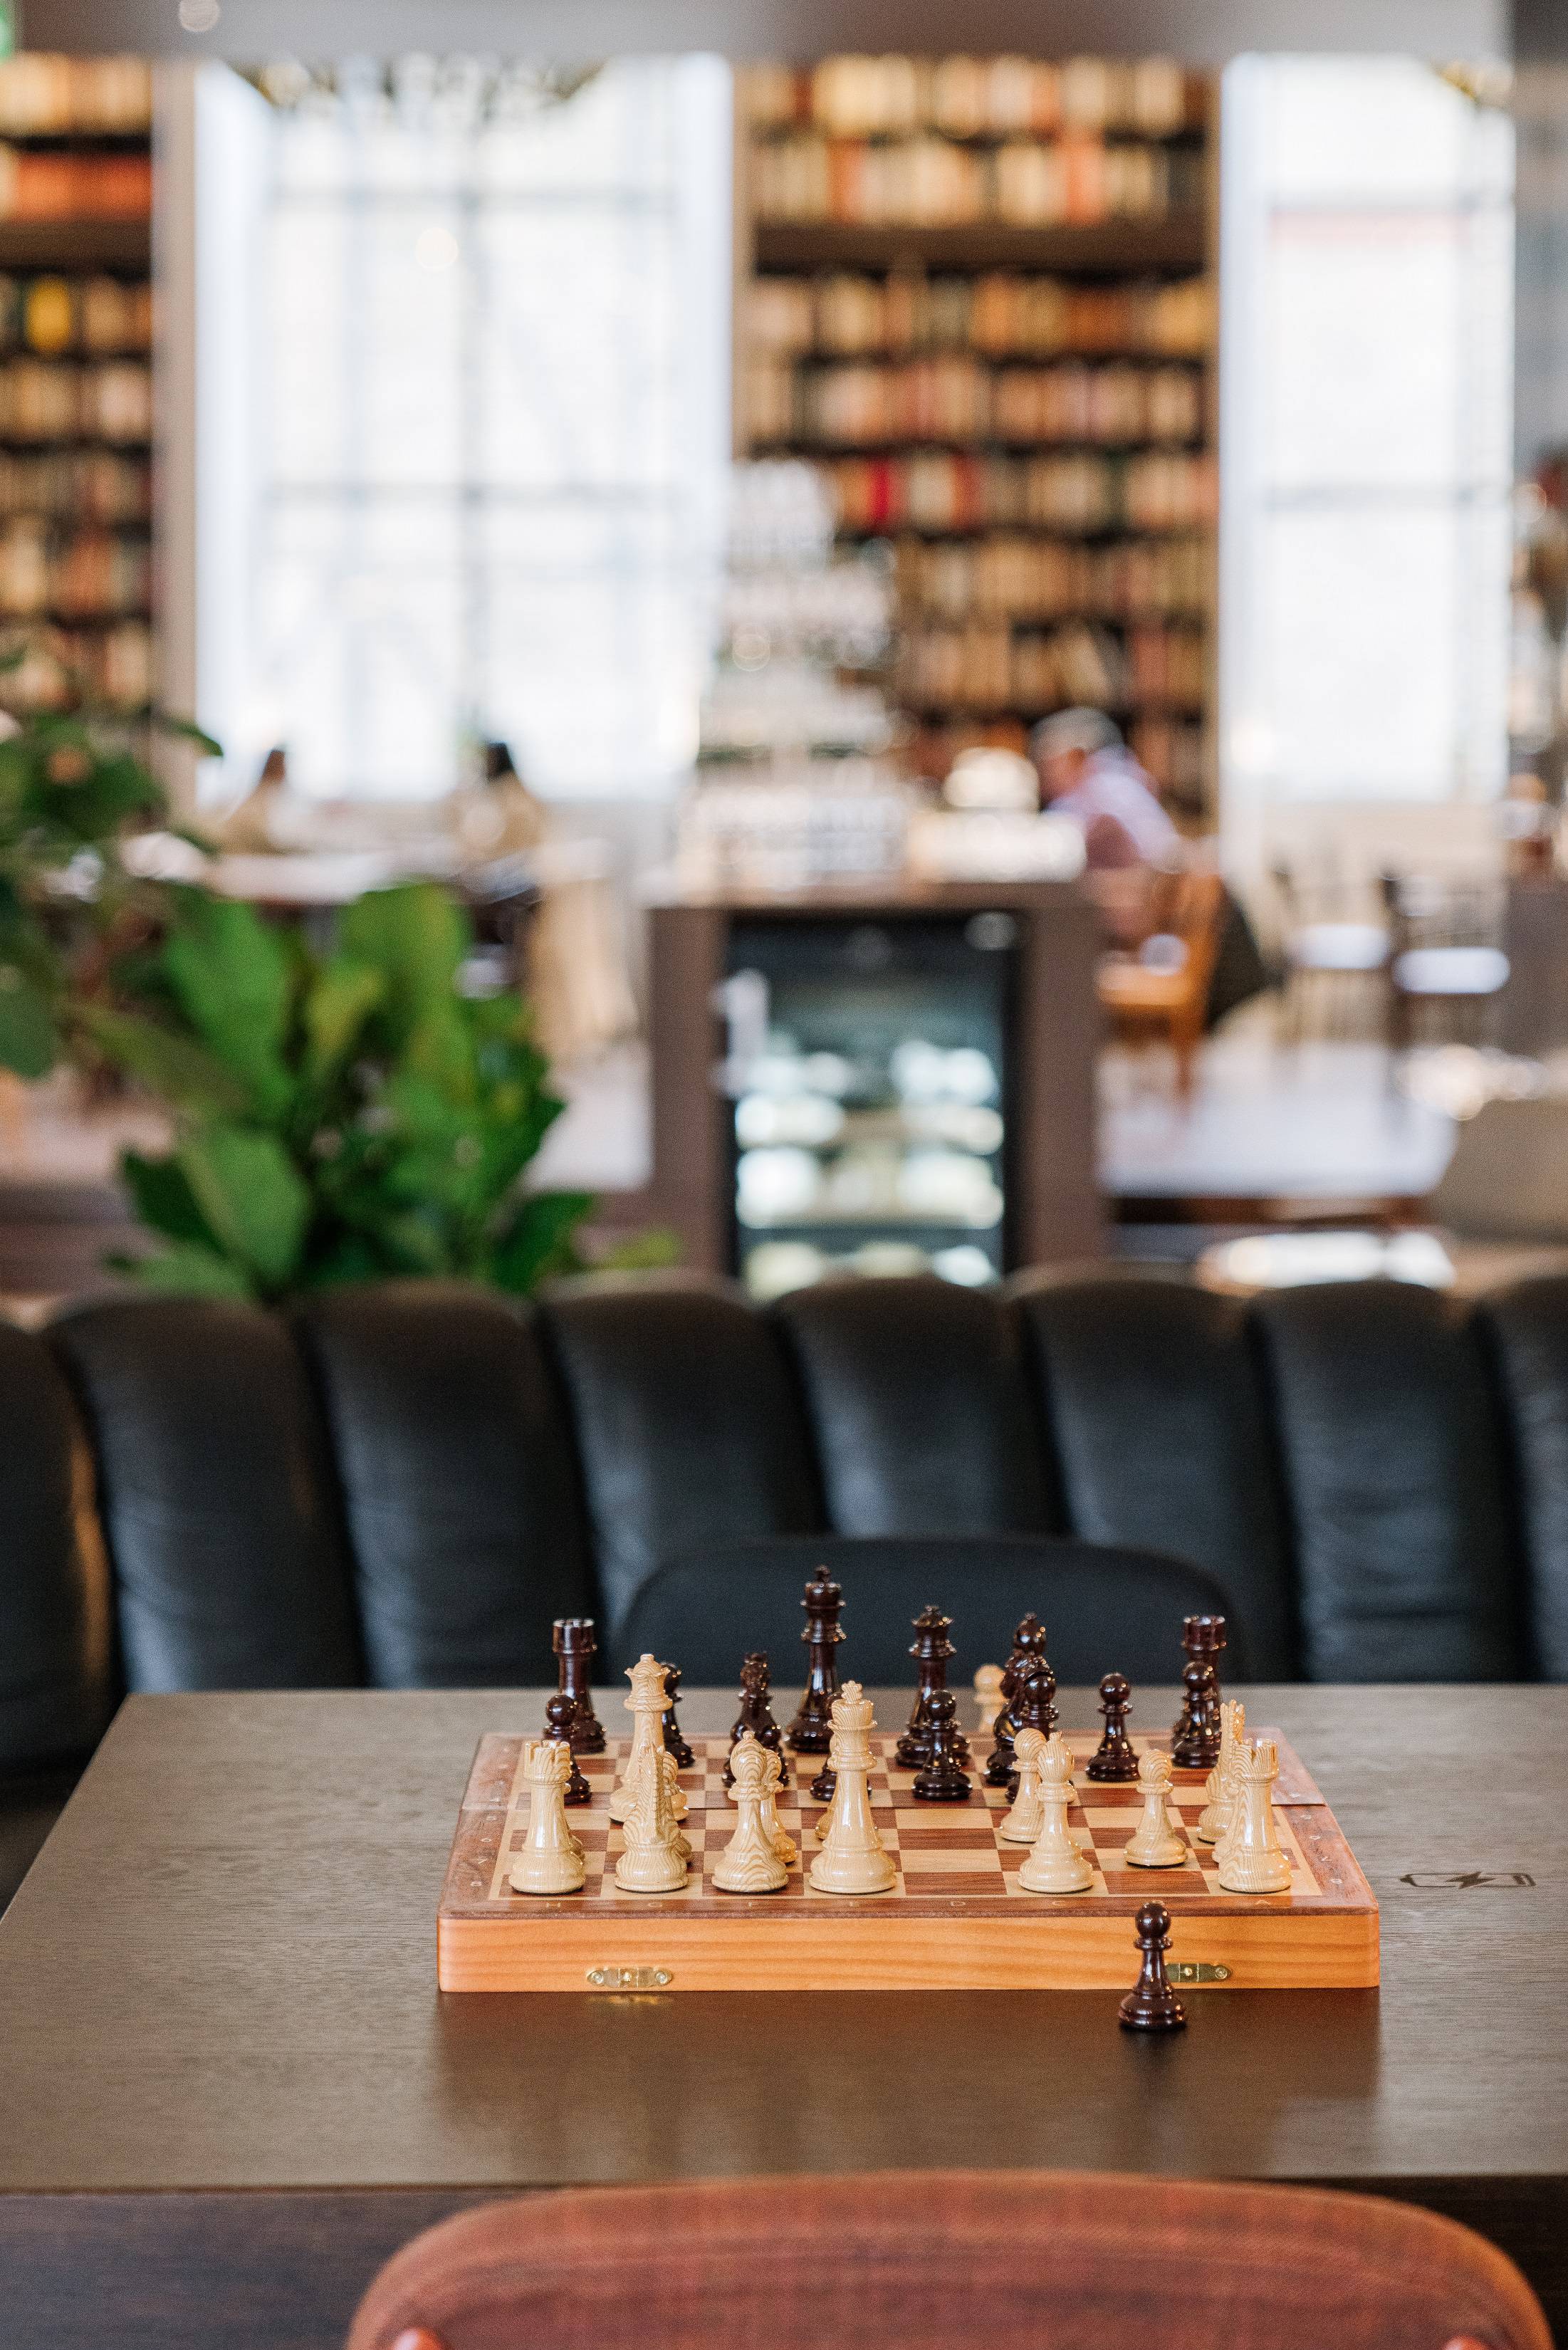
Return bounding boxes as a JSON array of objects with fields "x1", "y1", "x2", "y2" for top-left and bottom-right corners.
[
  {"x1": 0, "y1": 53, "x2": 155, "y2": 719},
  {"x1": 736, "y1": 55, "x2": 1218, "y2": 816}
]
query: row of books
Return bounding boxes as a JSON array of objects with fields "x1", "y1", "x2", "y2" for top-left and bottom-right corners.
[
  {"x1": 0, "y1": 56, "x2": 152, "y2": 137},
  {"x1": 827, "y1": 449, "x2": 1217, "y2": 536},
  {"x1": 914, "y1": 711, "x2": 1203, "y2": 795},
  {"x1": 0, "y1": 449, "x2": 150, "y2": 523},
  {"x1": 0, "y1": 150, "x2": 152, "y2": 222},
  {"x1": 746, "y1": 57, "x2": 1201, "y2": 141},
  {"x1": 753, "y1": 134, "x2": 1203, "y2": 229},
  {"x1": 897, "y1": 532, "x2": 1211, "y2": 623},
  {"x1": 0, "y1": 619, "x2": 154, "y2": 711},
  {"x1": 0, "y1": 359, "x2": 152, "y2": 444},
  {"x1": 897, "y1": 617, "x2": 1206, "y2": 713},
  {"x1": 0, "y1": 521, "x2": 150, "y2": 618},
  {"x1": 748, "y1": 271, "x2": 1213, "y2": 360},
  {"x1": 747, "y1": 357, "x2": 1203, "y2": 449},
  {"x1": 0, "y1": 274, "x2": 152, "y2": 356}
]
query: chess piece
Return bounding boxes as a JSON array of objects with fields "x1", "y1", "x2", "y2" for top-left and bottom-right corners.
[
  {"x1": 1196, "y1": 1698, "x2": 1244, "y2": 1846},
  {"x1": 1005, "y1": 1657, "x2": 1058, "y2": 1797},
  {"x1": 712, "y1": 1733, "x2": 790, "y2": 1894},
  {"x1": 610, "y1": 1654, "x2": 689, "y2": 1836},
  {"x1": 1124, "y1": 1748, "x2": 1185, "y2": 1869},
  {"x1": 974, "y1": 1664, "x2": 1006, "y2": 1733},
  {"x1": 897, "y1": 1604, "x2": 968, "y2": 1768},
  {"x1": 1216, "y1": 1738, "x2": 1292, "y2": 1895},
  {"x1": 508, "y1": 1739, "x2": 586, "y2": 1896},
  {"x1": 808, "y1": 1682, "x2": 896, "y2": 1895},
  {"x1": 787, "y1": 1567, "x2": 845, "y2": 1755},
  {"x1": 723, "y1": 1651, "x2": 789, "y2": 1792},
  {"x1": 1086, "y1": 1671, "x2": 1139, "y2": 1782},
  {"x1": 1118, "y1": 1900, "x2": 1188, "y2": 2032},
  {"x1": 553, "y1": 1617, "x2": 605, "y2": 1753},
  {"x1": 912, "y1": 1688, "x2": 972, "y2": 1801},
  {"x1": 662, "y1": 1665, "x2": 695, "y2": 1771},
  {"x1": 1171, "y1": 1614, "x2": 1226, "y2": 1769},
  {"x1": 542, "y1": 1691, "x2": 591, "y2": 1806},
  {"x1": 613, "y1": 1738, "x2": 689, "y2": 1894},
  {"x1": 1019, "y1": 1734, "x2": 1093, "y2": 1894},
  {"x1": 999, "y1": 1725, "x2": 1047, "y2": 1844},
  {"x1": 984, "y1": 1613, "x2": 1049, "y2": 1787}
]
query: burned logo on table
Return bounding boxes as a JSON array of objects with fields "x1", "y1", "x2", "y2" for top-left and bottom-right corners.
[{"x1": 1398, "y1": 1870, "x2": 1536, "y2": 1889}]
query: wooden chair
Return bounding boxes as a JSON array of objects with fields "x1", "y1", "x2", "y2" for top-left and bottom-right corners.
[
  {"x1": 1096, "y1": 867, "x2": 1225, "y2": 1099},
  {"x1": 347, "y1": 2168, "x2": 1551, "y2": 2350},
  {"x1": 1381, "y1": 873, "x2": 1510, "y2": 1060},
  {"x1": 1272, "y1": 859, "x2": 1391, "y2": 1044}
]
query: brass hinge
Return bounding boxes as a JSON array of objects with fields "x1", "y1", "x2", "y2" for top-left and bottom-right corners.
[
  {"x1": 1168, "y1": 1961, "x2": 1231, "y2": 1985},
  {"x1": 585, "y1": 1965, "x2": 673, "y2": 1990}
]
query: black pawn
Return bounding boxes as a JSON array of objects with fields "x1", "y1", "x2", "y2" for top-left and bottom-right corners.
[
  {"x1": 912, "y1": 1688, "x2": 972, "y2": 1802},
  {"x1": 1119, "y1": 1901, "x2": 1188, "y2": 2032},
  {"x1": 1171, "y1": 1614, "x2": 1226, "y2": 1769},
  {"x1": 984, "y1": 1612, "x2": 1049, "y2": 1787},
  {"x1": 810, "y1": 1759, "x2": 837, "y2": 1802},
  {"x1": 553, "y1": 1617, "x2": 605, "y2": 1753},
  {"x1": 724, "y1": 1651, "x2": 789, "y2": 1792},
  {"x1": 543, "y1": 1691, "x2": 592, "y2": 1806},
  {"x1": 1005, "y1": 1657, "x2": 1058, "y2": 1798},
  {"x1": 662, "y1": 1665, "x2": 695, "y2": 1770},
  {"x1": 1087, "y1": 1671, "x2": 1139, "y2": 1783}
]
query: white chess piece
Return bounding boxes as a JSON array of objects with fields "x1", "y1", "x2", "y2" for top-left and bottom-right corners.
[
  {"x1": 1018, "y1": 1733, "x2": 1093, "y2": 1894},
  {"x1": 610, "y1": 1654, "x2": 689, "y2": 1833},
  {"x1": 508, "y1": 1739, "x2": 586, "y2": 1896},
  {"x1": 613, "y1": 1739, "x2": 689, "y2": 1894},
  {"x1": 1196, "y1": 1698, "x2": 1244, "y2": 1846},
  {"x1": 999, "y1": 1725, "x2": 1047, "y2": 1844},
  {"x1": 808, "y1": 1682, "x2": 897, "y2": 1896},
  {"x1": 973, "y1": 1664, "x2": 1006, "y2": 1733},
  {"x1": 1123, "y1": 1747, "x2": 1186, "y2": 1869},
  {"x1": 1217, "y1": 1738, "x2": 1292, "y2": 1894},
  {"x1": 712, "y1": 1733, "x2": 790, "y2": 1894}
]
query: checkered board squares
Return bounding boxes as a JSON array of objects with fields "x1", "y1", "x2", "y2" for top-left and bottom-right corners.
[{"x1": 483, "y1": 1735, "x2": 1324, "y2": 1907}]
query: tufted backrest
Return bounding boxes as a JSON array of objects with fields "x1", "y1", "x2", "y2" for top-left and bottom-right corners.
[{"x1": 9, "y1": 1269, "x2": 1567, "y2": 1773}]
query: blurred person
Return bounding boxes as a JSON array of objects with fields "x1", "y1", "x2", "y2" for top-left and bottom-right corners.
[{"x1": 1029, "y1": 708, "x2": 1180, "y2": 872}]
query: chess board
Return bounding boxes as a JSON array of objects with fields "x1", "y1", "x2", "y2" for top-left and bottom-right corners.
[{"x1": 437, "y1": 1730, "x2": 1379, "y2": 1993}]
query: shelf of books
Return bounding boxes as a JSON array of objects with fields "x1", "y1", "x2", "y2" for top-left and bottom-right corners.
[
  {"x1": 736, "y1": 54, "x2": 1217, "y2": 813},
  {"x1": 0, "y1": 53, "x2": 155, "y2": 719}
]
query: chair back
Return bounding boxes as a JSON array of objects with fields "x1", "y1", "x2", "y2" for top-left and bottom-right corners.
[
  {"x1": 610, "y1": 1532, "x2": 1243, "y2": 1681},
  {"x1": 347, "y1": 2169, "x2": 1552, "y2": 2350}
]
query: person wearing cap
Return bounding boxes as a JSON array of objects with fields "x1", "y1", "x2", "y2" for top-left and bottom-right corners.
[{"x1": 1028, "y1": 707, "x2": 1181, "y2": 872}]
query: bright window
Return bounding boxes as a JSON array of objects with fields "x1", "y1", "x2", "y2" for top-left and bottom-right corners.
[
  {"x1": 197, "y1": 56, "x2": 732, "y2": 800},
  {"x1": 1220, "y1": 57, "x2": 1513, "y2": 819}
]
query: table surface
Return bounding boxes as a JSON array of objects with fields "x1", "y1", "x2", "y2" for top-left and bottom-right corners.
[{"x1": 0, "y1": 1683, "x2": 1562, "y2": 2198}]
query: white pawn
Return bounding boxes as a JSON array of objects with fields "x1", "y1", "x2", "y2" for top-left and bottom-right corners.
[
  {"x1": 614, "y1": 1740, "x2": 689, "y2": 1894},
  {"x1": 1018, "y1": 1733, "x2": 1093, "y2": 1894},
  {"x1": 1196, "y1": 1698, "x2": 1244, "y2": 1847},
  {"x1": 610, "y1": 1653, "x2": 689, "y2": 1835},
  {"x1": 1123, "y1": 1747, "x2": 1186, "y2": 1869},
  {"x1": 508, "y1": 1739, "x2": 586, "y2": 1896},
  {"x1": 712, "y1": 1733, "x2": 790, "y2": 1894},
  {"x1": 808, "y1": 1682, "x2": 897, "y2": 1896},
  {"x1": 1217, "y1": 1738, "x2": 1292, "y2": 1895},
  {"x1": 999, "y1": 1725, "x2": 1047, "y2": 1844},
  {"x1": 974, "y1": 1664, "x2": 1006, "y2": 1733}
]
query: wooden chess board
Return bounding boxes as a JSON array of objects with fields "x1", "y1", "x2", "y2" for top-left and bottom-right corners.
[{"x1": 437, "y1": 1729, "x2": 1379, "y2": 1993}]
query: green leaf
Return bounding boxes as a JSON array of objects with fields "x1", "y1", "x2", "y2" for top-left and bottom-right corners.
[
  {"x1": 302, "y1": 958, "x2": 384, "y2": 1083},
  {"x1": 152, "y1": 712, "x2": 224, "y2": 760},
  {"x1": 489, "y1": 1189, "x2": 592, "y2": 1293},
  {"x1": 110, "y1": 1241, "x2": 256, "y2": 1299},
  {"x1": 160, "y1": 892, "x2": 294, "y2": 1119},
  {"x1": 174, "y1": 1125, "x2": 311, "y2": 1290},
  {"x1": 119, "y1": 1149, "x2": 217, "y2": 1250},
  {"x1": 338, "y1": 883, "x2": 469, "y2": 1041},
  {"x1": 74, "y1": 1005, "x2": 252, "y2": 1118},
  {"x1": 0, "y1": 966, "x2": 56, "y2": 1078}
]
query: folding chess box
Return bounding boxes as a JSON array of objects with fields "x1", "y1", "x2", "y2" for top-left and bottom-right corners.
[{"x1": 437, "y1": 1732, "x2": 1379, "y2": 1993}]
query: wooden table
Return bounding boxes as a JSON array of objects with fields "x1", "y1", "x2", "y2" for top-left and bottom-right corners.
[{"x1": 0, "y1": 1687, "x2": 1562, "y2": 2350}]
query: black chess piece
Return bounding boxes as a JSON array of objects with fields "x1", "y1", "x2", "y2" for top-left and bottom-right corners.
[
  {"x1": 662, "y1": 1665, "x2": 695, "y2": 1770},
  {"x1": 723, "y1": 1651, "x2": 789, "y2": 1791},
  {"x1": 1171, "y1": 1615, "x2": 1226, "y2": 1769},
  {"x1": 809, "y1": 1760, "x2": 836, "y2": 1802},
  {"x1": 1004, "y1": 1657, "x2": 1058, "y2": 1798},
  {"x1": 542, "y1": 1691, "x2": 592, "y2": 1805},
  {"x1": 897, "y1": 1603, "x2": 970, "y2": 1769},
  {"x1": 1087, "y1": 1671, "x2": 1139, "y2": 1783},
  {"x1": 1118, "y1": 1901, "x2": 1188, "y2": 2032},
  {"x1": 984, "y1": 1612, "x2": 1049, "y2": 1787},
  {"x1": 787, "y1": 1567, "x2": 845, "y2": 1754},
  {"x1": 912, "y1": 1688, "x2": 973, "y2": 1802},
  {"x1": 553, "y1": 1617, "x2": 605, "y2": 1753}
]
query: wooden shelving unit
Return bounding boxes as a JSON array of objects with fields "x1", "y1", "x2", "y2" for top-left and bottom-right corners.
[
  {"x1": 736, "y1": 57, "x2": 1219, "y2": 815},
  {"x1": 0, "y1": 53, "x2": 156, "y2": 718}
]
